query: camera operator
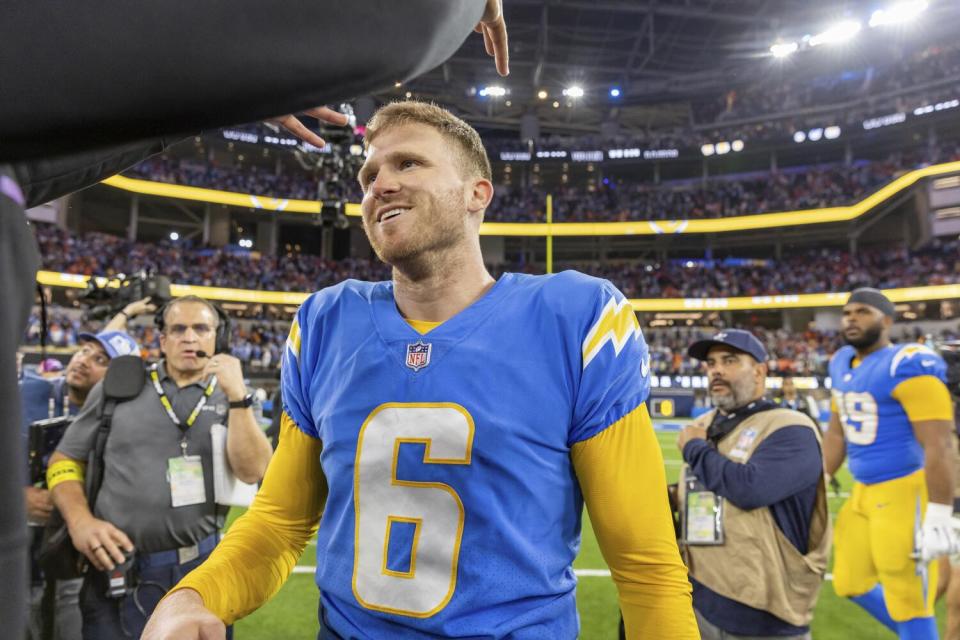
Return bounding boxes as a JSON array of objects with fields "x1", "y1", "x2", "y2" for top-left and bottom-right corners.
[
  {"x1": 21, "y1": 328, "x2": 140, "y2": 640},
  {"x1": 46, "y1": 295, "x2": 272, "y2": 639}
]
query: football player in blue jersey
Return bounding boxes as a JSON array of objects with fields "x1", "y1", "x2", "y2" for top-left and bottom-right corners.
[
  {"x1": 825, "y1": 288, "x2": 958, "y2": 639},
  {"x1": 143, "y1": 99, "x2": 699, "y2": 639}
]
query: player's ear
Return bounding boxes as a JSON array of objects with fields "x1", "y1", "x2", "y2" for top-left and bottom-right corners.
[
  {"x1": 756, "y1": 361, "x2": 768, "y2": 385},
  {"x1": 466, "y1": 177, "x2": 494, "y2": 215}
]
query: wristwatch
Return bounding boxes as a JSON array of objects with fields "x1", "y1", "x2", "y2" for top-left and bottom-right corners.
[{"x1": 228, "y1": 393, "x2": 254, "y2": 410}]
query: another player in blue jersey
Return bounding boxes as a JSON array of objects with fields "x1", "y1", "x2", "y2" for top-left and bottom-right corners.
[
  {"x1": 144, "y1": 100, "x2": 698, "y2": 639},
  {"x1": 825, "y1": 288, "x2": 958, "y2": 639}
]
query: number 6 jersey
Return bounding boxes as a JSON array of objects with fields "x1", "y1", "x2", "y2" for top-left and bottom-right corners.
[
  {"x1": 828, "y1": 343, "x2": 949, "y2": 485},
  {"x1": 281, "y1": 271, "x2": 651, "y2": 638}
]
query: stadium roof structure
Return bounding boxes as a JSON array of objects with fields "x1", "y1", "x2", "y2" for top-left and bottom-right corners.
[{"x1": 370, "y1": 0, "x2": 960, "y2": 136}]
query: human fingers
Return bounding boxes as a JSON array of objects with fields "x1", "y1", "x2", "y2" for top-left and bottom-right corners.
[
  {"x1": 274, "y1": 115, "x2": 327, "y2": 148},
  {"x1": 485, "y1": 21, "x2": 510, "y2": 76},
  {"x1": 301, "y1": 106, "x2": 350, "y2": 126}
]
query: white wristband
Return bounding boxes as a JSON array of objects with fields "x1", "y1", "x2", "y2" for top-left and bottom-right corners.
[{"x1": 925, "y1": 502, "x2": 954, "y2": 526}]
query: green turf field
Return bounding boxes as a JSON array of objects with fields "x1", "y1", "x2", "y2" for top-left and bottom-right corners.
[{"x1": 227, "y1": 423, "x2": 943, "y2": 638}]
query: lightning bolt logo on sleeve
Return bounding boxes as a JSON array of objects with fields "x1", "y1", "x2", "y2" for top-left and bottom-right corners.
[
  {"x1": 286, "y1": 317, "x2": 302, "y2": 363},
  {"x1": 581, "y1": 297, "x2": 640, "y2": 370},
  {"x1": 889, "y1": 344, "x2": 937, "y2": 377}
]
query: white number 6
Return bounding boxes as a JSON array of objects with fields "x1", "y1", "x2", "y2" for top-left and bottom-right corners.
[{"x1": 352, "y1": 403, "x2": 474, "y2": 617}]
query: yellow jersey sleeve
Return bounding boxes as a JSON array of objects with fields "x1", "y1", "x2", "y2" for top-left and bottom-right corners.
[
  {"x1": 891, "y1": 375, "x2": 954, "y2": 423},
  {"x1": 168, "y1": 413, "x2": 327, "y2": 623},
  {"x1": 571, "y1": 403, "x2": 699, "y2": 639}
]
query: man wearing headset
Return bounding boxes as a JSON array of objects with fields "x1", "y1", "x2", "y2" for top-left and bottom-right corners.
[{"x1": 45, "y1": 295, "x2": 272, "y2": 639}]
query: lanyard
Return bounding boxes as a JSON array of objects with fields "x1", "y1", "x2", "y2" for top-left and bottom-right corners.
[
  {"x1": 149, "y1": 364, "x2": 218, "y2": 455},
  {"x1": 48, "y1": 383, "x2": 70, "y2": 419}
]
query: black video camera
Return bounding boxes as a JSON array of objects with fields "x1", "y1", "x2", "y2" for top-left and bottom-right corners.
[
  {"x1": 76, "y1": 270, "x2": 171, "y2": 321},
  {"x1": 28, "y1": 415, "x2": 72, "y2": 486}
]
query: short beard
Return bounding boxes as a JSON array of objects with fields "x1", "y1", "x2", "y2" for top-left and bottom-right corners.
[
  {"x1": 66, "y1": 381, "x2": 89, "y2": 404},
  {"x1": 710, "y1": 375, "x2": 757, "y2": 413},
  {"x1": 364, "y1": 187, "x2": 467, "y2": 274},
  {"x1": 844, "y1": 322, "x2": 883, "y2": 350}
]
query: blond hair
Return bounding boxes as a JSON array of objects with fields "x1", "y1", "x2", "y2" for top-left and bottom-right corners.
[{"x1": 364, "y1": 101, "x2": 492, "y2": 181}]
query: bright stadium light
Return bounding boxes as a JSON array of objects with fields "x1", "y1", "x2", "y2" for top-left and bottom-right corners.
[
  {"x1": 479, "y1": 85, "x2": 507, "y2": 97},
  {"x1": 169, "y1": 232, "x2": 179, "y2": 241},
  {"x1": 808, "y1": 127, "x2": 824, "y2": 142},
  {"x1": 562, "y1": 86, "x2": 585, "y2": 98},
  {"x1": 770, "y1": 41, "x2": 799, "y2": 58},
  {"x1": 869, "y1": 1, "x2": 928, "y2": 27},
  {"x1": 537, "y1": 89, "x2": 548, "y2": 100},
  {"x1": 824, "y1": 125, "x2": 842, "y2": 139},
  {"x1": 793, "y1": 131, "x2": 807, "y2": 143},
  {"x1": 731, "y1": 139, "x2": 745, "y2": 152},
  {"x1": 809, "y1": 20, "x2": 861, "y2": 47},
  {"x1": 715, "y1": 141, "x2": 731, "y2": 155},
  {"x1": 701, "y1": 143, "x2": 715, "y2": 157},
  {"x1": 609, "y1": 87, "x2": 621, "y2": 98}
]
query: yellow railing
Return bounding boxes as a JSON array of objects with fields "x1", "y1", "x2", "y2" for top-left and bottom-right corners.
[
  {"x1": 102, "y1": 160, "x2": 960, "y2": 237},
  {"x1": 35, "y1": 270, "x2": 960, "y2": 312}
]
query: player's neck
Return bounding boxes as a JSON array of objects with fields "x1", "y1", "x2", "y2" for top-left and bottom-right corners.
[{"x1": 392, "y1": 245, "x2": 495, "y2": 323}]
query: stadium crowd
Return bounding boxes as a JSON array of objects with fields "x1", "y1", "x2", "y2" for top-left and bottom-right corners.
[
  {"x1": 563, "y1": 239, "x2": 960, "y2": 299},
  {"x1": 123, "y1": 145, "x2": 959, "y2": 223},
  {"x1": 34, "y1": 222, "x2": 960, "y2": 300},
  {"x1": 646, "y1": 326, "x2": 843, "y2": 377},
  {"x1": 22, "y1": 309, "x2": 288, "y2": 372},
  {"x1": 126, "y1": 153, "x2": 365, "y2": 203},
  {"x1": 34, "y1": 224, "x2": 391, "y2": 292},
  {"x1": 488, "y1": 155, "x2": 931, "y2": 222},
  {"x1": 27, "y1": 308, "x2": 957, "y2": 379}
]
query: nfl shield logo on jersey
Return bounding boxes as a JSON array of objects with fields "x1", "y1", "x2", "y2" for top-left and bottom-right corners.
[{"x1": 406, "y1": 340, "x2": 432, "y2": 372}]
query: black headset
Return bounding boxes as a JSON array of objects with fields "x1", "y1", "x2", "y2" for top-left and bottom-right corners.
[{"x1": 154, "y1": 297, "x2": 232, "y2": 355}]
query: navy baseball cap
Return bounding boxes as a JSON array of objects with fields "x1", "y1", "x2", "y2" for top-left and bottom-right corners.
[
  {"x1": 78, "y1": 331, "x2": 140, "y2": 359},
  {"x1": 687, "y1": 329, "x2": 768, "y2": 363}
]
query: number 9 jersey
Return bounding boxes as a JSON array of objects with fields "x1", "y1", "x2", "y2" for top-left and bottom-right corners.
[
  {"x1": 829, "y1": 343, "x2": 949, "y2": 485},
  {"x1": 281, "y1": 271, "x2": 651, "y2": 638}
]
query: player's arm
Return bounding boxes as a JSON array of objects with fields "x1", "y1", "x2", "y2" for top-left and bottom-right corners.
[
  {"x1": 155, "y1": 413, "x2": 326, "y2": 627},
  {"x1": 893, "y1": 374, "x2": 958, "y2": 562},
  {"x1": 572, "y1": 403, "x2": 699, "y2": 639},
  {"x1": 894, "y1": 376, "x2": 956, "y2": 505},
  {"x1": 823, "y1": 396, "x2": 847, "y2": 478},
  {"x1": 896, "y1": 375, "x2": 955, "y2": 504}
]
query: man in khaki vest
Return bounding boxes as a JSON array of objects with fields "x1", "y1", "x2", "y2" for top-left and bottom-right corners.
[{"x1": 677, "y1": 329, "x2": 831, "y2": 640}]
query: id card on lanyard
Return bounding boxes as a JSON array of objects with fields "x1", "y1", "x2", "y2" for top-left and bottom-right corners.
[
  {"x1": 682, "y1": 467, "x2": 725, "y2": 545},
  {"x1": 150, "y1": 364, "x2": 217, "y2": 508}
]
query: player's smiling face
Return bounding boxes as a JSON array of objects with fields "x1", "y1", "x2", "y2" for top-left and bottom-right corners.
[{"x1": 358, "y1": 123, "x2": 472, "y2": 269}]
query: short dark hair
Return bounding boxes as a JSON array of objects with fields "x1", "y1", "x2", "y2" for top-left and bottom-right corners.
[{"x1": 161, "y1": 295, "x2": 220, "y2": 329}]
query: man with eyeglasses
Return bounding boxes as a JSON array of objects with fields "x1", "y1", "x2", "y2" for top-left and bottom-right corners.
[
  {"x1": 20, "y1": 324, "x2": 140, "y2": 640},
  {"x1": 46, "y1": 296, "x2": 272, "y2": 639}
]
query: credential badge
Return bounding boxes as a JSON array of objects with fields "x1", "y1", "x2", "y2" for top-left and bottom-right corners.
[{"x1": 406, "y1": 340, "x2": 432, "y2": 372}]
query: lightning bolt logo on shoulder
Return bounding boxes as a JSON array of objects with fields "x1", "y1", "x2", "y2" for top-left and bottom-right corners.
[{"x1": 581, "y1": 297, "x2": 640, "y2": 370}]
